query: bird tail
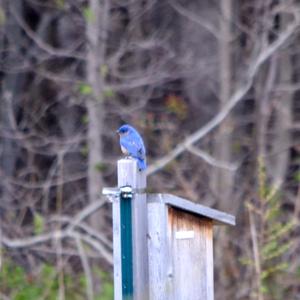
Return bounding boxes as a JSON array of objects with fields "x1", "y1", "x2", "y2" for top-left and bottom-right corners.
[{"x1": 137, "y1": 158, "x2": 147, "y2": 171}]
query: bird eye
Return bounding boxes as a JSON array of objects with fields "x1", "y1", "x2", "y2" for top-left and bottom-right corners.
[{"x1": 118, "y1": 126, "x2": 129, "y2": 134}]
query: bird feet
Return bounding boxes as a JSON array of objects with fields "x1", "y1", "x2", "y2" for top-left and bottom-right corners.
[{"x1": 124, "y1": 156, "x2": 133, "y2": 160}]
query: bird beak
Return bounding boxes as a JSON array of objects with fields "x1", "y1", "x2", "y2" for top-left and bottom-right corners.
[{"x1": 116, "y1": 130, "x2": 120, "y2": 135}]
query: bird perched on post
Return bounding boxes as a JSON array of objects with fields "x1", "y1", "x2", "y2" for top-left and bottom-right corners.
[{"x1": 117, "y1": 124, "x2": 147, "y2": 171}]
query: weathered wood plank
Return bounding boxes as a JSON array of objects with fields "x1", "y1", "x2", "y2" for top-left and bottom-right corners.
[
  {"x1": 147, "y1": 193, "x2": 235, "y2": 226},
  {"x1": 112, "y1": 187, "x2": 122, "y2": 300},
  {"x1": 168, "y1": 207, "x2": 214, "y2": 300},
  {"x1": 147, "y1": 200, "x2": 215, "y2": 300},
  {"x1": 118, "y1": 159, "x2": 148, "y2": 300},
  {"x1": 147, "y1": 201, "x2": 170, "y2": 300}
]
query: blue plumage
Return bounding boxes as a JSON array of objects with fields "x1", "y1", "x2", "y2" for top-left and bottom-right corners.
[{"x1": 117, "y1": 124, "x2": 147, "y2": 171}]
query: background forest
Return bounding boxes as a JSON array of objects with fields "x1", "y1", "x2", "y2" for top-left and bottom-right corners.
[{"x1": 1, "y1": 0, "x2": 300, "y2": 299}]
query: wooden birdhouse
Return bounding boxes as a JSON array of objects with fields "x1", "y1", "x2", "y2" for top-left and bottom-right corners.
[
  {"x1": 147, "y1": 193, "x2": 235, "y2": 300},
  {"x1": 103, "y1": 159, "x2": 236, "y2": 300}
]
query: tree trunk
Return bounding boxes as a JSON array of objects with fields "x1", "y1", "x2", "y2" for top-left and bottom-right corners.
[
  {"x1": 212, "y1": 0, "x2": 234, "y2": 210},
  {"x1": 213, "y1": 2, "x2": 236, "y2": 299},
  {"x1": 269, "y1": 17, "x2": 292, "y2": 188},
  {"x1": 86, "y1": 0, "x2": 109, "y2": 232},
  {"x1": 0, "y1": 1, "x2": 24, "y2": 212}
]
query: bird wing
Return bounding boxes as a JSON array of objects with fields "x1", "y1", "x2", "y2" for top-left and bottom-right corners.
[{"x1": 120, "y1": 133, "x2": 145, "y2": 160}]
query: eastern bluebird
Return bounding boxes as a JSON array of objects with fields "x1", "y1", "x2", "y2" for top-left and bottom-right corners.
[{"x1": 117, "y1": 124, "x2": 147, "y2": 171}]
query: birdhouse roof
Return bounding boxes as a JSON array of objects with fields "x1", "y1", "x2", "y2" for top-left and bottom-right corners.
[{"x1": 147, "y1": 193, "x2": 235, "y2": 226}]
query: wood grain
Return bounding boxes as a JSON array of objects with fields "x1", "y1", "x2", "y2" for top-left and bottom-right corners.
[
  {"x1": 169, "y1": 207, "x2": 214, "y2": 300},
  {"x1": 147, "y1": 193, "x2": 235, "y2": 226},
  {"x1": 148, "y1": 200, "x2": 215, "y2": 300},
  {"x1": 117, "y1": 159, "x2": 148, "y2": 300}
]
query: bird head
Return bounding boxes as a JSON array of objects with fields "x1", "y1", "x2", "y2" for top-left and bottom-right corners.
[{"x1": 117, "y1": 124, "x2": 133, "y2": 136}]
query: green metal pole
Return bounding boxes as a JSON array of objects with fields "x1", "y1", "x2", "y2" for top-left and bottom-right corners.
[{"x1": 120, "y1": 187, "x2": 133, "y2": 300}]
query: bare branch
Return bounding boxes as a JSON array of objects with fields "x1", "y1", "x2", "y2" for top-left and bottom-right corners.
[
  {"x1": 147, "y1": 12, "x2": 300, "y2": 175},
  {"x1": 75, "y1": 236, "x2": 94, "y2": 300},
  {"x1": 68, "y1": 199, "x2": 107, "y2": 229},
  {"x1": 2, "y1": 229, "x2": 113, "y2": 265},
  {"x1": 50, "y1": 209, "x2": 113, "y2": 251},
  {"x1": 2, "y1": 229, "x2": 67, "y2": 248},
  {"x1": 11, "y1": 8, "x2": 85, "y2": 60},
  {"x1": 187, "y1": 145, "x2": 239, "y2": 171},
  {"x1": 1, "y1": 199, "x2": 113, "y2": 264},
  {"x1": 248, "y1": 207, "x2": 263, "y2": 300},
  {"x1": 169, "y1": 0, "x2": 220, "y2": 39}
]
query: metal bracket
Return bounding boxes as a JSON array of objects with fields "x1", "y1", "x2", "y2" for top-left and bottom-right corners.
[
  {"x1": 102, "y1": 186, "x2": 133, "y2": 202},
  {"x1": 120, "y1": 186, "x2": 133, "y2": 199}
]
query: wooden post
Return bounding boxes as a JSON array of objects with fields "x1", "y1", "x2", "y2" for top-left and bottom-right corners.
[
  {"x1": 109, "y1": 162, "x2": 235, "y2": 300},
  {"x1": 113, "y1": 159, "x2": 148, "y2": 300}
]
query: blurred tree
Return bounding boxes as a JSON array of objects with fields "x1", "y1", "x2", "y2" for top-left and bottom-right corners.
[{"x1": 0, "y1": 0, "x2": 300, "y2": 299}]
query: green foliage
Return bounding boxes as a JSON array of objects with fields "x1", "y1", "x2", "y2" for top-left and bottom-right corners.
[
  {"x1": 165, "y1": 94, "x2": 188, "y2": 120},
  {"x1": 297, "y1": 266, "x2": 300, "y2": 277},
  {"x1": 77, "y1": 83, "x2": 114, "y2": 100},
  {"x1": 80, "y1": 145, "x2": 89, "y2": 157},
  {"x1": 78, "y1": 83, "x2": 93, "y2": 96},
  {"x1": 0, "y1": 259, "x2": 113, "y2": 300},
  {"x1": 55, "y1": 0, "x2": 65, "y2": 9},
  {"x1": 93, "y1": 269, "x2": 114, "y2": 300},
  {"x1": 232, "y1": 141, "x2": 242, "y2": 154},
  {"x1": 0, "y1": 7, "x2": 6, "y2": 25},
  {"x1": 103, "y1": 88, "x2": 115, "y2": 99},
  {"x1": 81, "y1": 114, "x2": 89, "y2": 124},
  {"x1": 83, "y1": 7, "x2": 95, "y2": 23},
  {"x1": 33, "y1": 213, "x2": 44, "y2": 235},
  {"x1": 245, "y1": 159, "x2": 295, "y2": 299},
  {"x1": 293, "y1": 170, "x2": 300, "y2": 182},
  {"x1": 95, "y1": 162, "x2": 107, "y2": 172},
  {"x1": 100, "y1": 65, "x2": 109, "y2": 78},
  {"x1": 1, "y1": 261, "x2": 59, "y2": 300}
]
